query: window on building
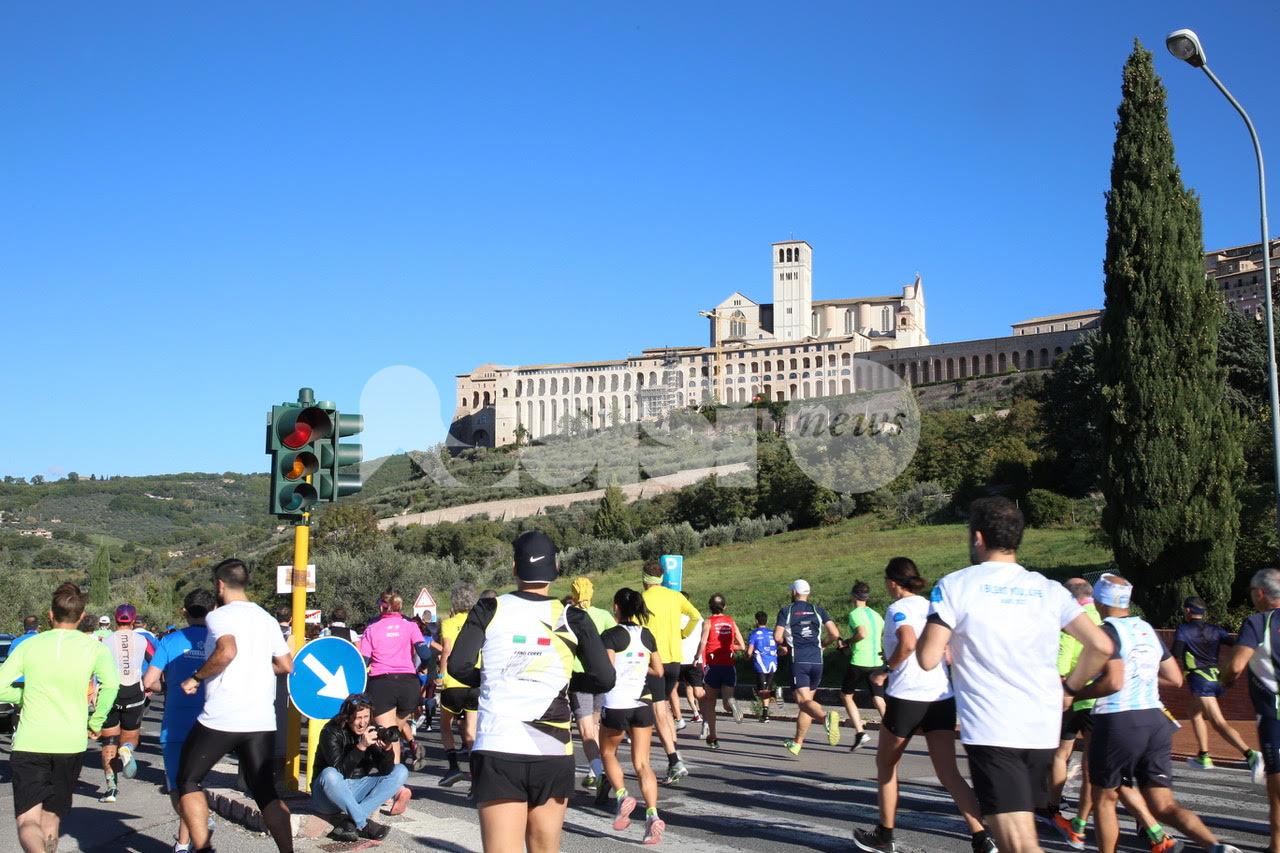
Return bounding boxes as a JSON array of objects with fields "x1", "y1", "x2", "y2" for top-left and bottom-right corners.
[
  {"x1": 811, "y1": 313, "x2": 818, "y2": 337},
  {"x1": 880, "y1": 306, "x2": 892, "y2": 331},
  {"x1": 844, "y1": 309, "x2": 853, "y2": 334}
]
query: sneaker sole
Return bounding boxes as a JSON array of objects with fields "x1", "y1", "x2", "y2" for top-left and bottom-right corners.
[
  {"x1": 613, "y1": 796, "x2": 636, "y2": 831},
  {"x1": 852, "y1": 834, "x2": 889, "y2": 853},
  {"x1": 643, "y1": 819, "x2": 666, "y2": 845}
]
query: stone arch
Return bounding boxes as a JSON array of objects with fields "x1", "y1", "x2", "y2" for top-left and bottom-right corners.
[
  {"x1": 985, "y1": 354, "x2": 994, "y2": 374},
  {"x1": 1039, "y1": 348, "x2": 1049, "y2": 367},
  {"x1": 946, "y1": 358, "x2": 955, "y2": 380},
  {"x1": 998, "y1": 352, "x2": 1007, "y2": 372}
]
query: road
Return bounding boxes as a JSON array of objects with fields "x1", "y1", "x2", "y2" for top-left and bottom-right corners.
[{"x1": 0, "y1": 701, "x2": 1271, "y2": 852}]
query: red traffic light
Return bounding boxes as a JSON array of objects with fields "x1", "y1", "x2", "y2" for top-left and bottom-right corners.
[
  {"x1": 278, "y1": 407, "x2": 333, "y2": 449},
  {"x1": 282, "y1": 421, "x2": 312, "y2": 449}
]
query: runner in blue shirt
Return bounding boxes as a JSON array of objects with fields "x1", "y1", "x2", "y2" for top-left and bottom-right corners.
[
  {"x1": 775, "y1": 579, "x2": 841, "y2": 755},
  {"x1": 143, "y1": 589, "x2": 215, "y2": 853},
  {"x1": 7, "y1": 616, "x2": 40, "y2": 686},
  {"x1": 746, "y1": 611, "x2": 778, "y2": 722}
]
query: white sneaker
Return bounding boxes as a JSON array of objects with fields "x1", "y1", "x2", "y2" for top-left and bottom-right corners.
[
  {"x1": 699, "y1": 721, "x2": 710, "y2": 740},
  {"x1": 1248, "y1": 750, "x2": 1266, "y2": 785},
  {"x1": 731, "y1": 701, "x2": 743, "y2": 723},
  {"x1": 674, "y1": 719, "x2": 688, "y2": 731}
]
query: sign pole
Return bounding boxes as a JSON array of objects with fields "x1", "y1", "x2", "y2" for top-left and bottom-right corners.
[
  {"x1": 305, "y1": 718, "x2": 323, "y2": 792},
  {"x1": 285, "y1": 512, "x2": 311, "y2": 791}
]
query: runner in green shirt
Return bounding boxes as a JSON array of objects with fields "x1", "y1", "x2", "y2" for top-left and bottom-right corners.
[
  {"x1": 0, "y1": 583, "x2": 119, "y2": 853},
  {"x1": 839, "y1": 582, "x2": 887, "y2": 751}
]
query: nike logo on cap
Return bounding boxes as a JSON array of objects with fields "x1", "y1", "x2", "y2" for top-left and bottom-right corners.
[{"x1": 530, "y1": 555, "x2": 546, "y2": 563}]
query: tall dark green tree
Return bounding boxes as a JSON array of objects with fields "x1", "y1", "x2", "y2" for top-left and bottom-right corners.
[
  {"x1": 593, "y1": 483, "x2": 634, "y2": 541},
  {"x1": 1096, "y1": 41, "x2": 1244, "y2": 624},
  {"x1": 89, "y1": 545, "x2": 111, "y2": 607}
]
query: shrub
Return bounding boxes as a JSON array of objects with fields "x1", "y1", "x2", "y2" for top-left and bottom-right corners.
[
  {"x1": 1023, "y1": 489, "x2": 1074, "y2": 528},
  {"x1": 559, "y1": 538, "x2": 638, "y2": 576},
  {"x1": 699, "y1": 524, "x2": 736, "y2": 548},
  {"x1": 888, "y1": 481, "x2": 948, "y2": 526},
  {"x1": 637, "y1": 522, "x2": 702, "y2": 561},
  {"x1": 732, "y1": 517, "x2": 769, "y2": 543}
]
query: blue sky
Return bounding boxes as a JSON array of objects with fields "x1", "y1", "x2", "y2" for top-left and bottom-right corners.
[{"x1": 2, "y1": 2, "x2": 1277, "y2": 478}]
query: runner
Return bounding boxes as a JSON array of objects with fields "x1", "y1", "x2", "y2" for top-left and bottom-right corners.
[
  {"x1": 747, "y1": 611, "x2": 779, "y2": 722},
  {"x1": 1070, "y1": 574, "x2": 1241, "y2": 853},
  {"x1": 0, "y1": 583, "x2": 119, "y2": 853},
  {"x1": 674, "y1": 594, "x2": 705, "y2": 735},
  {"x1": 697, "y1": 593, "x2": 745, "y2": 749},
  {"x1": 1221, "y1": 568, "x2": 1280, "y2": 853},
  {"x1": 176, "y1": 558, "x2": 295, "y2": 853},
  {"x1": 360, "y1": 591, "x2": 433, "y2": 764},
  {"x1": 1173, "y1": 596, "x2": 1262, "y2": 774},
  {"x1": 854, "y1": 558, "x2": 994, "y2": 853},
  {"x1": 438, "y1": 582, "x2": 481, "y2": 787},
  {"x1": 567, "y1": 577, "x2": 616, "y2": 794},
  {"x1": 916, "y1": 497, "x2": 1114, "y2": 853},
  {"x1": 599, "y1": 588, "x2": 666, "y2": 845},
  {"x1": 97, "y1": 602, "x2": 156, "y2": 803},
  {"x1": 447, "y1": 531, "x2": 614, "y2": 853},
  {"x1": 640, "y1": 560, "x2": 701, "y2": 784},
  {"x1": 840, "y1": 581, "x2": 886, "y2": 752},
  {"x1": 323, "y1": 607, "x2": 358, "y2": 644},
  {"x1": 776, "y1": 579, "x2": 842, "y2": 755},
  {"x1": 143, "y1": 589, "x2": 216, "y2": 853}
]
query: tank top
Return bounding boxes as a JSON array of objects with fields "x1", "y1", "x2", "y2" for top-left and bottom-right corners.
[
  {"x1": 475, "y1": 593, "x2": 577, "y2": 757},
  {"x1": 103, "y1": 628, "x2": 151, "y2": 688},
  {"x1": 603, "y1": 625, "x2": 651, "y2": 710},
  {"x1": 1094, "y1": 616, "x2": 1164, "y2": 714},
  {"x1": 439, "y1": 611, "x2": 469, "y2": 690},
  {"x1": 704, "y1": 614, "x2": 737, "y2": 666}
]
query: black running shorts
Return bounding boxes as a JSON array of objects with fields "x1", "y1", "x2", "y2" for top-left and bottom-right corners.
[
  {"x1": 177, "y1": 723, "x2": 278, "y2": 810},
  {"x1": 367, "y1": 673, "x2": 421, "y2": 718},
  {"x1": 660, "y1": 663, "x2": 681, "y2": 700},
  {"x1": 965, "y1": 744, "x2": 1054, "y2": 815},
  {"x1": 678, "y1": 663, "x2": 705, "y2": 689},
  {"x1": 469, "y1": 751, "x2": 574, "y2": 807},
  {"x1": 882, "y1": 696, "x2": 956, "y2": 738},
  {"x1": 754, "y1": 671, "x2": 776, "y2": 694},
  {"x1": 1060, "y1": 706, "x2": 1094, "y2": 741},
  {"x1": 103, "y1": 683, "x2": 146, "y2": 732},
  {"x1": 439, "y1": 687, "x2": 480, "y2": 717},
  {"x1": 11, "y1": 751, "x2": 84, "y2": 817},
  {"x1": 841, "y1": 664, "x2": 888, "y2": 698},
  {"x1": 601, "y1": 703, "x2": 656, "y2": 732},
  {"x1": 1088, "y1": 709, "x2": 1175, "y2": 790}
]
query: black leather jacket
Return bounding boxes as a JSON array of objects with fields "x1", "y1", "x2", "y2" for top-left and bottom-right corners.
[{"x1": 313, "y1": 718, "x2": 395, "y2": 780}]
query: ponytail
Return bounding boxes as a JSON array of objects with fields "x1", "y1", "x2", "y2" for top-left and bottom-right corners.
[
  {"x1": 885, "y1": 556, "x2": 926, "y2": 594},
  {"x1": 613, "y1": 587, "x2": 650, "y2": 625}
]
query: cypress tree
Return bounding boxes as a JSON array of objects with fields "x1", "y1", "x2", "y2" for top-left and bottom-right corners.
[
  {"x1": 593, "y1": 483, "x2": 634, "y2": 541},
  {"x1": 89, "y1": 544, "x2": 111, "y2": 607},
  {"x1": 1097, "y1": 41, "x2": 1243, "y2": 624}
]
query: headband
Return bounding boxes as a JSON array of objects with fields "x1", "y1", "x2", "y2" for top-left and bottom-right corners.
[{"x1": 1095, "y1": 573, "x2": 1132, "y2": 608}]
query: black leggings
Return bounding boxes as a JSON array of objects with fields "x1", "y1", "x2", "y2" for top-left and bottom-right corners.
[{"x1": 177, "y1": 722, "x2": 278, "y2": 809}]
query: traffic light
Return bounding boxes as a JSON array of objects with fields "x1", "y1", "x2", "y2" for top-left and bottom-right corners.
[{"x1": 316, "y1": 410, "x2": 364, "y2": 502}]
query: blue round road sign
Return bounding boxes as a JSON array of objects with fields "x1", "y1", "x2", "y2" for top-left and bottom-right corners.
[{"x1": 288, "y1": 636, "x2": 368, "y2": 721}]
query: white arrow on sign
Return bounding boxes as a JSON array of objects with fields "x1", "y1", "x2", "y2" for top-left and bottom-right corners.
[{"x1": 302, "y1": 652, "x2": 350, "y2": 700}]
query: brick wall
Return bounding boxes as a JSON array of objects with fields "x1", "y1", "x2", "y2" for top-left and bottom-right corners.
[{"x1": 1155, "y1": 628, "x2": 1255, "y2": 721}]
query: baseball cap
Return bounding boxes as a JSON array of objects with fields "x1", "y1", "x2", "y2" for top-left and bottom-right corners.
[
  {"x1": 98, "y1": 615, "x2": 110, "y2": 626},
  {"x1": 513, "y1": 531, "x2": 558, "y2": 583},
  {"x1": 114, "y1": 604, "x2": 137, "y2": 624},
  {"x1": 791, "y1": 579, "x2": 811, "y2": 595}
]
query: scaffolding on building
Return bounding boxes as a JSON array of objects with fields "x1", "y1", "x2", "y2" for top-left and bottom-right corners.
[{"x1": 637, "y1": 349, "x2": 683, "y2": 419}]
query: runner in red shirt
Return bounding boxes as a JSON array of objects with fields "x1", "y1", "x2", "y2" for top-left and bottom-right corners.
[{"x1": 697, "y1": 594, "x2": 746, "y2": 749}]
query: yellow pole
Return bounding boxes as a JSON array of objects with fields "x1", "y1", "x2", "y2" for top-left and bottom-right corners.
[
  {"x1": 304, "y1": 716, "x2": 323, "y2": 792},
  {"x1": 284, "y1": 514, "x2": 310, "y2": 791}
]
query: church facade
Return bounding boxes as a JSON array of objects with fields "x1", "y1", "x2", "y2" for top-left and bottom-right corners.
[{"x1": 451, "y1": 240, "x2": 1099, "y2": 448}]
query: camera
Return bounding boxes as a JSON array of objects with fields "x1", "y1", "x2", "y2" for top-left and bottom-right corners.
[{"x1": 375, "y1": 725, "x2": 399, "y2": 745}]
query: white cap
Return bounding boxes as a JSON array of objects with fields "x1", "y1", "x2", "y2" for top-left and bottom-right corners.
[
  {"x1": 98, "y1": 615, "x2": 110, "y2": 625},
  {"x1": 791, "y1": 579, "x2": 811, "y2": 595}
]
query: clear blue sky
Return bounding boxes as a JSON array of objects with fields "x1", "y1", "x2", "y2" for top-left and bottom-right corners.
[{"x1": 2, "y1": 2, "x2": 1277, "y2": 478}]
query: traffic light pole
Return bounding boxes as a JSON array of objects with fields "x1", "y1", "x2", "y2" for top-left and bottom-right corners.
[{"x1": 284, "y1": 513, "x2": 311, "y2": 791}]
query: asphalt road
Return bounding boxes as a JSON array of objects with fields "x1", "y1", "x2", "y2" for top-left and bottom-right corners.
[{"x1": 0, "y1": 699, "x2": 1271, "y2": 852}]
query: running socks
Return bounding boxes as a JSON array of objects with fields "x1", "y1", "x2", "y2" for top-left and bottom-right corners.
[
  {"x1": 666, "y1": 751, "x2": 679, "y2": 767},
  {"x1": 646, "y1": 807, "x2": 659, "y2": 818},
  {"x1": 446, "y1": 749, "x2": 460, "y2": 770},
  {"x1": 590, "y1": 758, "x2": 604, "y2": 777},
  {"x1": 1144, "y1": 825, "x2": 1166, "y2": 843}
]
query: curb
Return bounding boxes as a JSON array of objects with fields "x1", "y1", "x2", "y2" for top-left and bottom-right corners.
[{"x1": 204, "y1": 787, "x2": 339, "y2": 840}]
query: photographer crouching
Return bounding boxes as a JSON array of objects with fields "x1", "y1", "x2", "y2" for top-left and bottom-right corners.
[{"x1": 312, "y1": 694, "x2": 411, "y2": 842}]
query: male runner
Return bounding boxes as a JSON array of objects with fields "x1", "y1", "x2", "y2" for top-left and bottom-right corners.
[
  {"x1": 674, "y1": 596, "x2": 705, "y2": 734},
  {"x1": 176, "y1": 559, "x2": 295, "y2": 853},
  {"x1": 776, "y1": 579, "x2": 842, "y2": 755},
  {"x1": 98, "y1": 603, "x2": 156, "y2": 803},
  {"x1": 0, "y1": 583, "x2": 118, "y2": 853},
  {"x1": 697, "y1": 593, "x2": 745, "y2": 749},
  {"x1": 641, "y1": 560, "x2": 701, "y2": 784},
  {"x1": 568, "y1": 577, "x2": 616, "y2": 792},
  {"x1": 841, "y1": 581, "x2": 886, "y2": 751},
  {"x1": 144, "y1": 588, "x2": 215, "y2": 853},
  {"x1": 1221, "y1": 568, "x2": 1280, "y2": 853},
  {"x1": 438, "y1": 582, "x2": 481, "y2": 787},
  {"x1": 747, "y1": 611, "x2": 779, "y2": 721},
  {"x1": 8, "y1": 615, "x2": 39, "y2": 654},
  {"x1": 917, "y1": 497, "x2": 1114, "y2": 853},
  {"x1": 1173, "y1": 596, "x2": 1262, "y2": 774},
  {"x1": 1072, "y1": 574, "x2": 1240, "y2": 853}
]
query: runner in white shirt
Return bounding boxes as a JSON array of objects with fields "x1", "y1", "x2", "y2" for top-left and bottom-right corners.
[
  {"x1": 854, "y1": 558, "x2": 992, "y2": 853},
  {"x1": 916, "y1": 497, "x2": 1113, "y2": 853},
  {"x1": 675, "y1": 601, "x2": 704, "y2": 734},
  {"x1": 174, "y1": 559, "x2": 295, "y2": 853}
]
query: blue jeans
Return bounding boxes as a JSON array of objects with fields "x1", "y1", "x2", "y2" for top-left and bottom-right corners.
[{"x1": 311, "y1": 764, "x2": 408, "y2": 829}]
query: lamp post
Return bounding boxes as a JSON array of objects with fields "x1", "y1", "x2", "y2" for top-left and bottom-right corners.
[{"x1": 1167, "y1": 28, "x2": 1280, "y2": 541}]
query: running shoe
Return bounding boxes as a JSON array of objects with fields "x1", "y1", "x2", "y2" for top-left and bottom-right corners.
[
  {"x1": 706, "y1": 738, "x2": 720, "y2": 750},
  {"x1": 853, "y1": 827, "x2": 896, "y2": 852},
  {"x1": 782, "y1": 739, "x2": 802, "y2": 757},
  {"x1": 118, "y1": 744, "x2": 138, "y2": 779},
  {"x1": 613, "y1": 794, "x2": 637, "y2": 831},
  {"x1": 971, "y1": 836, "x2": 997, "y2": 853},
  {"x1": 826, "y1": 710, "x2": 841, "y2": 746},
  {"x1": 699, "y1": 721, "x2": 710, "y2": 740},
  {"x1": 1186, "y1": 753, "x2": 1213, "y2": 770},
  {"x1": 674, "y1": 718, "x2": 688, "y2": 731},
  {"x1": 439, "y1": 767, "x2": 467, "y2": 787},
  {"x1": 595, "y1": 783, "x2": 612, "y2": 810},
  {"x1": 643, "y1": 815, "x2": 666, "y2": 845},
  {"x1": 761, "y1": 708, "x2": 770, "y2": 723},
  {"x1": 1248, "y1": 749, "x2": 1265, "y2": 785},
  {"x1": 1070, "y1": 817, "x2": 1087, "y2": 836},
  {"x1": 1047, "y1": 812, "x2": 1085, "y2": 850},
  {"x1": 384, "y1": 785, "x2": 411, "y2": 816},
  {"x1": 851, "y1": 731, "x2": 869, "y2": 752},
  {"x1": 358, "y1": 819, "x2": 391, "y2": 841},
  {"x1": 582, "y1": 773, "x2": 599, "y2": 791},
  {"x1": 1208, "y1": 845, "x2": 1241, "y2": 853},
  {"x1": 664, "y1": 760, "x2": 689, "y2": 784},
  {"x1": 327, "y1": 817, "x2": 359, "y2": 843},
  {"x1": 99, "y1": 786, "x2": 118, "y2": 804},
  {"x1": 732, "y1": 701, "x2": 744, "y2": 723},
  {"x1": 1152, "y1": 838, "x2": 1185, "y2": 853}
]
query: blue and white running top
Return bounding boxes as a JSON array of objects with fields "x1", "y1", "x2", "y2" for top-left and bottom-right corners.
[
  {"x1": 1094, "y1": 615, "x2": 1170, "y2": 715},
  {"x1": 748, "y1": 626, "x2": 777, "y2": 673}
]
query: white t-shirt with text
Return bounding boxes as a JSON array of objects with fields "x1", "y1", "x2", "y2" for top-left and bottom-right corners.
[
  {"x1": 681, "y1": 615, "x2": 703, "y2": 665},
  {"x1": 883, "y1": 594, "x2": 952, "y2": 702},
  {"x1": 928, "y1": 561, "x2": 1082, "y2": 749},
  {"x1": 198, "y1": 600, "x2": 290, "y2": 733}
]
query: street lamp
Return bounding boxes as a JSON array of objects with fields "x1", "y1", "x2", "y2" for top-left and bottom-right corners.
[{"x1": 1167, "y1": 27, "x2": 1280, "y2": 541}]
